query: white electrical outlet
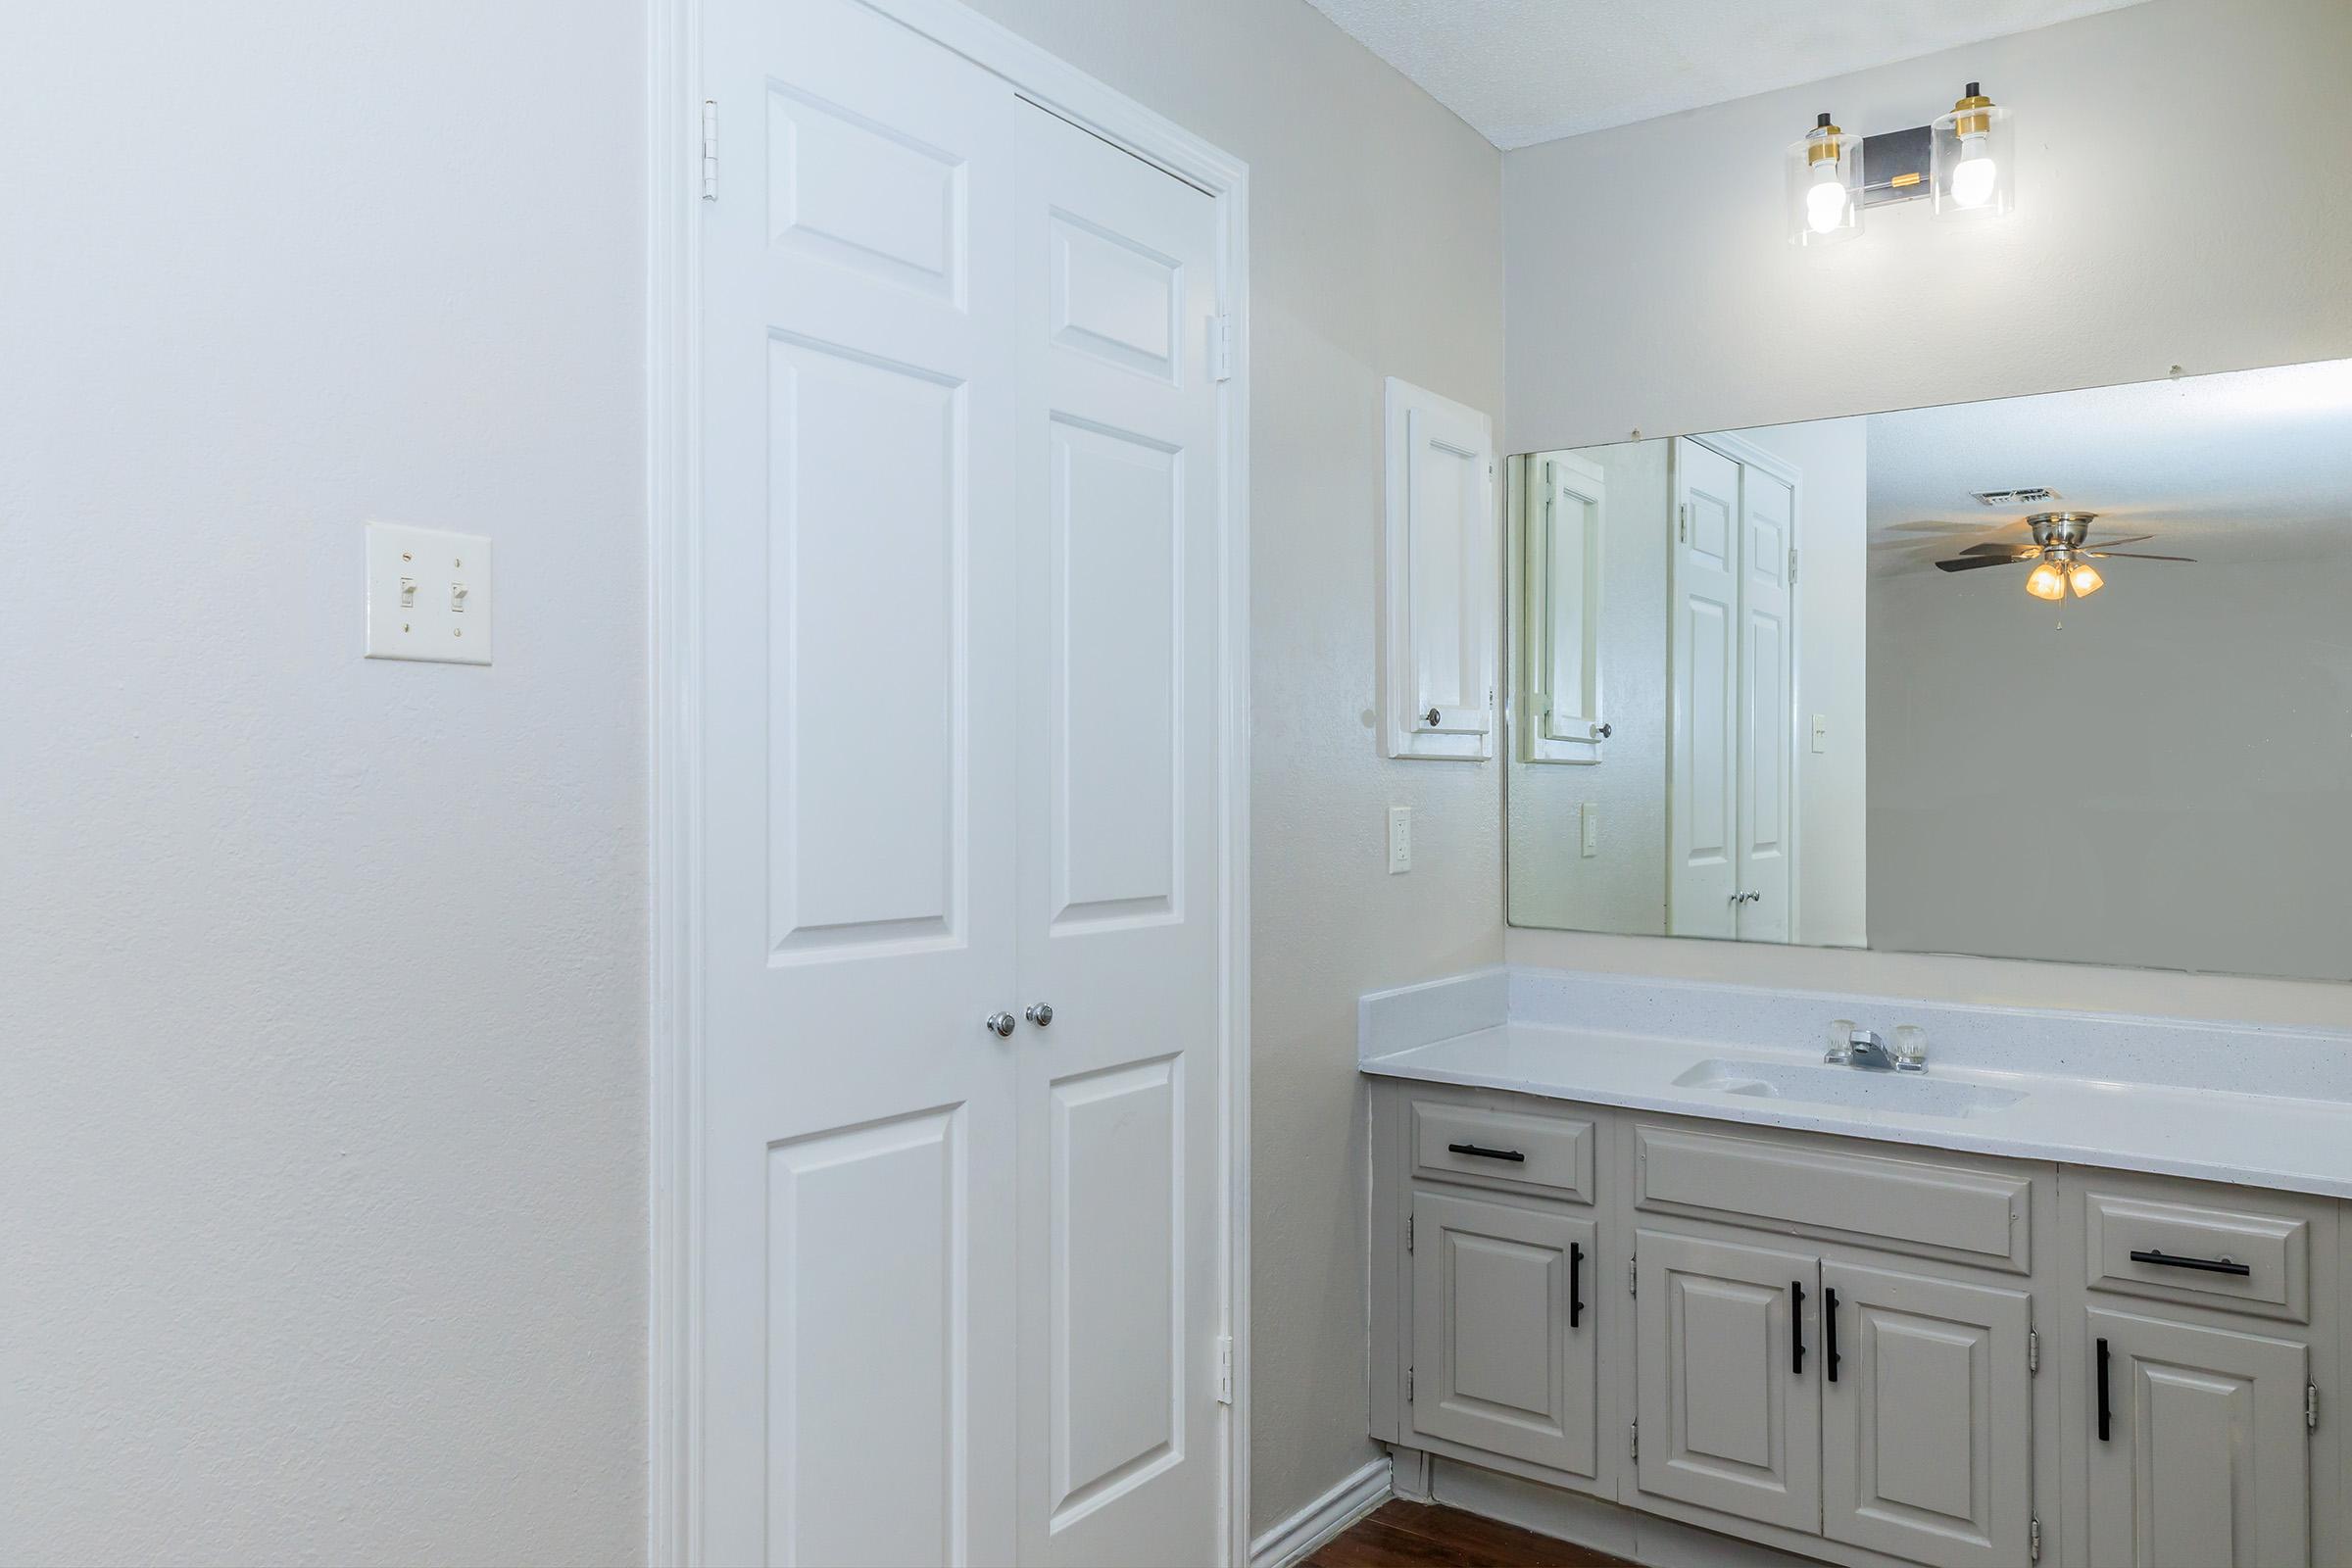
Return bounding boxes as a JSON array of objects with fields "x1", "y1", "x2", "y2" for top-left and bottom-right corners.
[
  {"x1": 367, "y1": 521, "x2": 492, "y2": 664},
  {"x1": 1387, "y1": 807, "x2": 1412, "y2": 874},
  {"x1": 1580, "y1": 804, "x2": 1599, "y2": 858}
]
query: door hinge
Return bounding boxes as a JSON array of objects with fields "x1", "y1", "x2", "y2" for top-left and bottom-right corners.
[
  {"x1": 1210, "y1": 314, "x2": 1234, "y2": 381},
  {"x1": 1788, "y1": 545, "x2": 1799, "y2": 586},
  {"x1": 1678, "y1": 503, "x2": 1689, "y2": 543},
  {"x1": 1405, "y1": 1366, "x2": 1414, "y2": 1403},
  {"x1": 1629, "y1": 1421, "x2": 1639, "y2": 1460},
  {"x1": 2030, "y1": 1517, "x2": 2041, "y2": 1562},
  {"x1": 700, "y1": 100, "x2": 719, "y2": 201},
  {"x1": 1214, "y1": 1335, "x2": 1234, "y2": 1405},
  {"x1": 2029, "y1": 1329, "x2": 2039, "y2": 1375},
  {"x1": 2309, "y1": 1382, "x2": 2321, "y2": 1430},
  {"x1": 1405, "y1": 1214, "x2": 1414, "y2": 1253},
  {"x1": 1629, "y1": 1255, "x2": 1637, "y2": 1297}
]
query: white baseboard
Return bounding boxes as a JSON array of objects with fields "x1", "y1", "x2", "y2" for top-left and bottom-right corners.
[{"x1": 1248, "y1": 1456, "x2": 1391, "y2": 1568}]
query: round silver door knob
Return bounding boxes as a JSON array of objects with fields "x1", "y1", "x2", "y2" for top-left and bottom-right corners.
[
  {"x1": 1025, "y1": 1003, "x2": 1054, "y2": 1027},
  {"x1": 1424, "y1": 707, "x2": 1442, "y2": 725},
  {"x1": 984, "y1": 1011, "x2": 1016, "y2": 1038},
  {"x1": 1592, "y1": 721, "x2": 1612, "y2": 739}
]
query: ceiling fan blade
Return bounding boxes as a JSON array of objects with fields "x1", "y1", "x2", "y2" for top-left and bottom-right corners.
[
  {"x1": 2087, "y1": 532, "x2": 2155, "y2": 549},
  {"x1": 1959, "y1": 542, "x2": 2036, "y2": 557},
  {"x1": 2086, "y1": 551, "x2": 2198, "y2": 563},
  {"x1": 1935, "y1": 554, "x2": 2034, "y2": 572}
]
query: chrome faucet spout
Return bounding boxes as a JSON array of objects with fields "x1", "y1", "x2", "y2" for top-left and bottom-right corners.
[{"x1": 1841, "y1": 1029, "x2": 1899, "y2": 1071}]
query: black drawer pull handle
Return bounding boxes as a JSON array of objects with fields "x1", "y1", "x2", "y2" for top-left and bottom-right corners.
[
  {"x1": 1569, "y1": 1242, "x2": 1585, "y2": 1329},
  {"x1": 2096, "y1": 1337, "x2": 2112, "y2": 1442},
  {"x1": 1790, "y1": 1279, "x2": 1806, "y2": 1376},
  {"x1": 1824, "y1": 1286, "x2": 1840, "y2": 1383},
  {"x1": 1446, "y1": 1142, "x2": 1525, "y2": 1163},
  {"x1": 2130, "y1": 1248, "x2": 2252, "y2": 1277}
]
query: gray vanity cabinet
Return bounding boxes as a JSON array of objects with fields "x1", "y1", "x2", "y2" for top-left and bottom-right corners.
[
  {"x1": 1409, "y1": 1189, "x2": 1599, "y2": 1477},
  {"x1": 2082, "y1": 1307, "x2": 2310, "y2": 1567},
  {"x1": 1820, "y1": 1262, "x2": 2034, "y2": 1568},
  {"x1": 1633, "y1": 1230, "x2": 1822, "y2": 1532}
]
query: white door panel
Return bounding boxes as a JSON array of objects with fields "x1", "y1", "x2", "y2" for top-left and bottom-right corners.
[
  {"x1": 1738, "y1": 470, "x2": 1793, "y2": 943},
  {"x1": 1670, "y1": 439, "x2": 1740, "y2": 937},
  {"x1": 1014, "y1": 102, "x2": 1225, "y2": 1568},
  {"x1": 703, "y1": 2, "x2": 1017, "y2": 1561}
]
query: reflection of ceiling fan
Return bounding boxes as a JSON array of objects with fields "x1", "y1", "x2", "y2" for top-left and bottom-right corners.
[{"x1": 1933, "y1": 512, "x2": 2197, "y2": 600}]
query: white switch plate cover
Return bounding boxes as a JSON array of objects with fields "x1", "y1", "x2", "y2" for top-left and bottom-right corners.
[
  {"x1": 1580, "y1": 804, "x2": 1598, "y2": 858},
  {"x1": 367, "y1": 522, "x2": 491, "y2": 664},
  {"x1": 1387, "y1": 807, "x2": 1412, "y2": 874},
  {"x1": 1811, "y1": 712, "x2": 1829, "y2": 754}
]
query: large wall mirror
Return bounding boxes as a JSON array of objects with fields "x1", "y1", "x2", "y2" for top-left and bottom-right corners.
[{"x1": 1504, "y1": 356, "x2": 2352, "y2": 985}]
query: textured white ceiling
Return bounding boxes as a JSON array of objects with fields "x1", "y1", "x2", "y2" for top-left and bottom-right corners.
[
  {"x1": 1301, "y1": 0, "x2": 2150, "y2": 148},
  {"x1": 1863, "y1": 359, "x2": 2352, "y2": 574}
]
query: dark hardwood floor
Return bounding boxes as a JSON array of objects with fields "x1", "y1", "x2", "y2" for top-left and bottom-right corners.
[{"x1": 1305, "y1": 1499, "x2": 1635, "y2": 1567}]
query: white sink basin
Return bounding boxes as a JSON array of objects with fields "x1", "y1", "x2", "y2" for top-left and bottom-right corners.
[{"x1": 1671, "y1": 1058, "x2": 2026, "y2": 1119}]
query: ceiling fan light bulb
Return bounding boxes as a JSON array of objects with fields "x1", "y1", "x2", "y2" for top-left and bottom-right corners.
[
  {"x1": 2026, "y1": 561, "x2": 2067, "y2": 601},
  {"x1": 2068, "y1": 561, "x2": 2104, "y2": 598}
]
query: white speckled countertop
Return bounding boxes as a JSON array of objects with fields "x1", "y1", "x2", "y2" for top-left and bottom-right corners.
[{"x1": 1360, "y1": 967, "x2": 2352, "y2": 1199}]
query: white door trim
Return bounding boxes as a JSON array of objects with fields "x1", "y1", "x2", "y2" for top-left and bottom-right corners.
[{"x1": 644, "y1": 3, "x2": 1253, "y2": 1561}]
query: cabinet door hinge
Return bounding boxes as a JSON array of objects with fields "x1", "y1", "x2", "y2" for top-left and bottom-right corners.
[
  {"x1": 1629, "y1": 1421, "x2": 1639, "y2": 1460},
  {"x1": 2028, "y1": 1329, "x2": 2039, "y2": 1375},
  {"x1": 2030, "y1": 1517, "x2": 2041, "y2": 1562},
  {"x1": 1405, "y1": 1214, "x2": 1414, "y2": 1253},
  {"x1": 1788, "y1": 545, "x2": 1799, "y2": 586},
  {"x1": 2309, "y1": 1382, "x2": 2321, "y2": 1430},
  {"x1": 1678, "y1": 504, "x2": 1689, "y2": 543},
  {"x1": 1210, "y1": 314, "x2": 1234, "y2": 382},
  {"x1": 1214, "y1": 1335, "x2": 1234, "y2": 1405},
  {"x1": 1405, "y1": 1366, "x2": 1414, "y2": 1403},
  {"x1": 701, "y1": 100, "x2": 719, "y2": 201}
]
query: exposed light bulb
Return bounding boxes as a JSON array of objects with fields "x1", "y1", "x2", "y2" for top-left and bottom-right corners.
[
  {"x1": 1951, "y1": 132, "x2": 1997, "y2": 208},
  {"x1": 2068, "y1": 561, "x2": 2104, "y2": 598},
  {"x1": 1806, "y1": 163, "x2": 1847, "y2": 233},
  {"x1": 2026, "y1": 560, "x2": 2067, "y2": 601}
]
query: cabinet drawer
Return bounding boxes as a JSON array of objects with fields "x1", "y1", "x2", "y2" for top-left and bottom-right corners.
[
  {"x1": 2082, "y1": 1187, "x2": 2313, "y2": 1322},
  {"x1": 1411, "y1": 1099, "x2": 1594, "y2": 1202},
  {"x1": 1635, "y1": 1125, "x2": 2032, "y2": 1271}
]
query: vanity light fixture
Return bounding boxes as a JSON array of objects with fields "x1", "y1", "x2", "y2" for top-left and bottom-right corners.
[
  {"x1": 1791, "y1": 82, "x2": 2014, "y2": 241},
  {"x1": 1787, "y1": 112, "x2": 1862, "y2": 245},
  {"x1": 1933, "y1": 83, "x2": 2015, "y2": 218}
]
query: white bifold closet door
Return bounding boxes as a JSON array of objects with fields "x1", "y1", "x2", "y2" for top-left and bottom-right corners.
[
  {"x1": 696, "y1": 0, "x2": 1226, "y2": 1563},
  {"x1": 1670, "y1": 436, "x2": 1793, "y2": 943}
]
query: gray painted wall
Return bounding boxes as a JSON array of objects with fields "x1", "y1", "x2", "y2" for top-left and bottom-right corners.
[{"x1": 0, "y1": 2, "x2": 648, "y2": 1561}]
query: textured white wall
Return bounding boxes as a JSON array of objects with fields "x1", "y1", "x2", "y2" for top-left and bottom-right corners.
[
  {"x1": 0, "y1": 4, "x2": 648, "y2": 1562},
  {"x1": 1504, "y1": 0, "x2": 2352, "y2": 1035},
  {"x1": 955, "y1": 0, "x2": 1505, "y2": 1535}
]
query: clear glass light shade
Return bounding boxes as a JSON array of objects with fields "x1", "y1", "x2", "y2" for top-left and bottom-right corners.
[
  {"x1": 2026, "y1": 559, "x2": 2067, "y2": 601},
  {"x1": 1932, "y1": 94, "x2": 2015, "y2": 220},
  {"x1": 1787, "y1": 123, "x2": 1862, "y2": 246},
  {"x1": 2068, "y1": 560, "x2": 2105, "y2": 598}
]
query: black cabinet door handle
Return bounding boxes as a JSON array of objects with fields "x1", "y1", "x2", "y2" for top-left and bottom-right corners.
[
  {"x1": 1569, "y1": 1242, "x2": 1585, "y2": 1329},
  {"x1": 2130, "y1": 1248, "x2": 2252, "y2": 1277},
  {"x1": 1824, "y1": 1286, "x2": 1840, "y2": 1383},
  {"x1": 1446, "y1": 1142, "x2": 1525, "y2": 1163},
  {"x1": 1790, "y1": 1279, "x2": 1806, "y2": 1376},
  {"x1": 2096, "y1": 1337, "x2": 2112, "y2": 1442}
]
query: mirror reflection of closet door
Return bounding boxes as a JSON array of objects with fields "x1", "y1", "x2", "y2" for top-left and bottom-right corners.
[{"x1": 1669, "y1": 435, "x2": 1794, "y2": 943}]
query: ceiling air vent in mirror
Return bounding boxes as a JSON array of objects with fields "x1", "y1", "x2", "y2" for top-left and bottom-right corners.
[{"x1": 1970, "y1": 486, "x2": 2061, "y2": 507}]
